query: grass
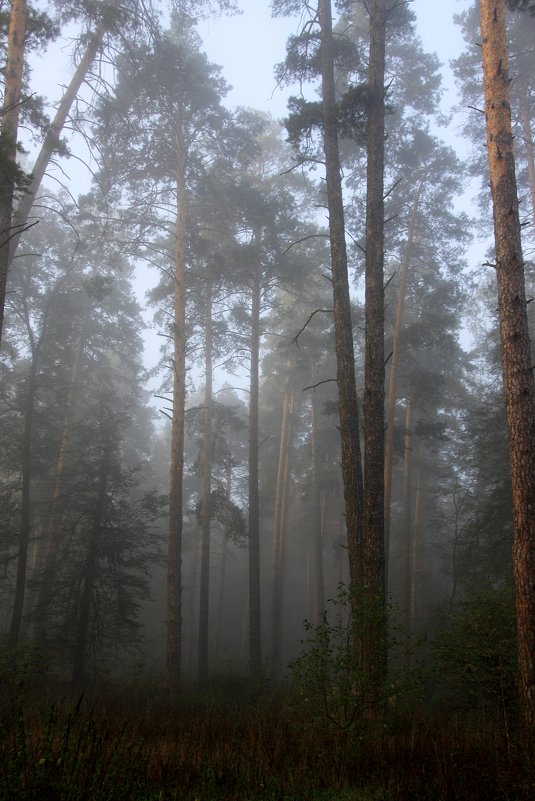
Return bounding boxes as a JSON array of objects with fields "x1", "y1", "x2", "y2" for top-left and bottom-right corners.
[
  {"x1": 0, "y1": 677, "x2": 534, "y2": 801},
  {"x1": 0, "y1": 656, "x2": 535, "y2": 801}
]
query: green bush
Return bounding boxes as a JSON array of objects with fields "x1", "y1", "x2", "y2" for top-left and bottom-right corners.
[{"x1": 432, "y1": 583, "x2": 517, "y2": 720}]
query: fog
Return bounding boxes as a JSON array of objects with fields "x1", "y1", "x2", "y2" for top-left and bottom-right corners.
[{"x1": 0, "y1": 1, "x2": 534, "y2": 797}]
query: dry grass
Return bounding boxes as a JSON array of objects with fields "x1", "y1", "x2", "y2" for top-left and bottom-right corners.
[{"x1": 0, "y1": 679, "x2": 533, "y2": 801}]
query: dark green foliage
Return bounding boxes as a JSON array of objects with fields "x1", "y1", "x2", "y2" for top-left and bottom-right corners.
[
  {"x1": 433, "y1": 584, "x2": 517, "y2": 719},
  {"x1": 285, "y1": 85, "x2": 368, "y2": 152},
  {"x1": 194, "y1": 488, "x2": 246, "y2": 545},
  {"x1": 289, "y1": 585, "x2": 420, "y2": 736}
]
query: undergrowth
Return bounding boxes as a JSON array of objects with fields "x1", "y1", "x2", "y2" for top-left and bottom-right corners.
[{"x1": 0, "y1": 681, "x2": 533, "y2": 801}]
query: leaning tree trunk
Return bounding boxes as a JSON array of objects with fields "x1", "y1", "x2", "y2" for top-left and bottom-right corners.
[
  {"x1": 8, "y1": 0, "x2": 121, "y2": 267},
  {"x1": 198, "y1": 280, "x2": 213, "y2": 683},
  {"x1": 0, "y1": 0, "x2": 27, "y2": 343},
  {"x1": 167, "y1": 121, "x2": 187, "y2": 689},
  {"x1": 318, "y1": 0, "x2": 364, "y2": 587},
  {"x1": 480, "y1": 0, "x2": 535, "y2": 733},
  {"x1": 363, "y1": 0, "x2": 387, "y2": 602},
  {"x1": 248, "y1": 237, "x2": 262, "y2": 676}
]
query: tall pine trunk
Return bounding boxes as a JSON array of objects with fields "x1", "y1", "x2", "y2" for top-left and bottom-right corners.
[
  {"x1": 270, "y1": 385, "x2": 293, "y2": 675},
  {"x1": 248, "y1": 234, "x2": 262, "y2": 675},
  {"x1": 198, "y1": 281, "x2": 213, "y2": 683},
  {"x1": 363, "y1": 0, "x2": 387, "y2": 601},
  {"x1": 310, "y1": 384, "x2": 325, "y2": 621},
  {"x1": 71, "y1": 434, "x2": 112, "y2": 686},
  {"x1": 480, "y1": 0, "x2": 535, "y2": 733},
  {"x1": 167, "y1": 122, "x2": 187, "y2": 688},
  {"x1": 8, "y1": 346, "x2": 36, "y2": 645},
  {"x1": 0, "y1": 0, "x2": 27, "y2": 343},
  {"x1": 318, "y1": 0, "x2": 364, "y2": 587},
  {"x1": 384, "y1": 181, "x2": 422, "y2": 569},
  {"x1": 400, "y1": 393, "x2": 413, "y2": 634},
  {"x1": 34, "y1": 316, "x2": 88, "y2": 642}
]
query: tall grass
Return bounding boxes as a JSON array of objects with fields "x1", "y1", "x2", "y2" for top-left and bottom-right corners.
[{"x1": 0, "y1": 678, "x2": 533, "y2": 801}]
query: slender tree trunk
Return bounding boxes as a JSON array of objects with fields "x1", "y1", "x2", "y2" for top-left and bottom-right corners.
[
  {"x1": 71, "y1": 436, "x2": 111, "y2": 686},
  {"x1": 319, "y1": 0, "x2": 364, "y2": 587},
  {"x1": 363, "y1": 0, "x2": 387, "y2": 601},
  {"x1": 271, "y1": 386, "x2": 293, "y2": 675},
  {"x1": 0, "y1": 0, "x2": 27, "y2": 343},
  {"x1": 8, "y1": 347, "x2": 36, "y2": 646},
  {"x1": 198, "y1": 282, "x2": 213, "y2": 683},
  {"x1": 248, "y1": 233, "x2": 262, "y2": 675},
  {"x1": 167, "y1": 123, "x2": 187, "y2": 688},
  {"x1": 310, "y1": 386, "x2": 325, "y2": 622},
  {"x1": 400, "y1": 394, "x2": 413, "y2": 633},
  {"x1": 34, "y1": 316, "x2": 88, "y2": 642},
  {"x1": 409, "y1": 438, "x2": 424, "y2": 639},
  {"x1": 480, "y1": 0, "x2": 535, "y2": 733},
  {"x1": 384, "y1": 182, "x2": 422, "y2": 571},
  {"x1": 8, "y1": 0, "x2": 120, "y2": 266},
  {"x1": 215, "y1": 459, "x2": 232, "y2": 655}
]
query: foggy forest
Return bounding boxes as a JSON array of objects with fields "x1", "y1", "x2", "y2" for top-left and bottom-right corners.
[{"x1": 0, "y1": 0, "x2": 535, "y2": 799}]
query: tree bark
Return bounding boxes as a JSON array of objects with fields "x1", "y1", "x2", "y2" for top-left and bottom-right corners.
[
  {"x1": 400, "y1": 393, "x2": 413, "y2": 633},
  {"x1": 310, "y1": 384, "x2": 325, "y2": 622},
  {"x1": 167, "y1": 122, "x2": 187, "y2": 688},
  {"x1": 363, "y1": 0, "x2": 387, "y2": 601},
  {"x1": 384, "y1": 182, "x2": 422, "y2": 571},
  {"x1": 198, "y1": 281, "x2": 213, "y2": 683},
  {"x1": 34, "y1": 315, "x2": 88, "y2": 642},
  {"x1": 480, "y1": 0, "x2": 535, "y2": 733},
  {"x1": 215, "y1": 460, "x2": 232, "y2": 655},
  {"x1": 318, "y1": 0, "x2": 364, "y2": 587},
  {"x1": 270, "y1": 385, "x2": 293, "y2": 675},
  {"x1": 71, "y1": 434, "x2": 112, "y2": 686},
  {"x1": 248, "y1": 232, "x2": 262, "y2": 675},
  {"x1": 8, "y1": 0, "x2": 121, "y2": 267},
  {"x1": 8, "y1": 343, "x2": 36, "y2": 645},
  {"x1": 0, "y1": 0, "x2": 27, "y2": 343}
]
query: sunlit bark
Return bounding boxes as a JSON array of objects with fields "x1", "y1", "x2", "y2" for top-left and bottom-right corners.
[{"x1": 480, "y1": 0, "x2": 535, "y2": 732}]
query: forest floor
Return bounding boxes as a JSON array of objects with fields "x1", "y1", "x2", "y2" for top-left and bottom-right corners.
[{"x1": 0, "y1": 674, "x2": 534, "y2": 801}]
